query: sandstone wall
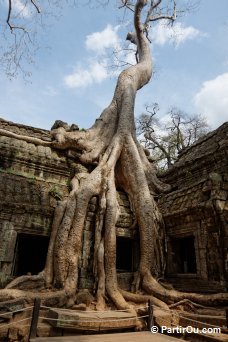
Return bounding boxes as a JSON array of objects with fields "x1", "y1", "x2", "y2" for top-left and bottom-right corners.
[
  {"x1": 158, "y1": 122, "x2": 228, "y2": 293},
  {"x1": 0, "y1": 119, "x2": 137, "y2": 289},
  {"x1": 0, "y1": 119, "x2": 227, "y2": 293}
]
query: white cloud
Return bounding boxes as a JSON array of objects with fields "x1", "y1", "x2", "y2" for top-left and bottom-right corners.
[
  {"x1": 124, "y1": 46, "x2": 137, "y2": 65},
  {"x1": 194, "y1": 73, "x2": 228, "y2": 128},
  {"x1": 85, "y1": 25, "x2": 120, "y2": 54},
  {"x1": 151, "y1": 21, "x2": 204, "y2": 47},
  {"x1": 64, "y1": 24, "x2": 138, "y2": 88},
  {"x1": 64, "y1": 61, "x2": 108, "y2": 88},
  {"x1": 64, "y1": 24, "x2": 123, "y2": 88}
]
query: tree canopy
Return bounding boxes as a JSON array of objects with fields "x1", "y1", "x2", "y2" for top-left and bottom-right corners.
[{"x1": 137, "y1": 104, "x2": 209, "y2": 170}]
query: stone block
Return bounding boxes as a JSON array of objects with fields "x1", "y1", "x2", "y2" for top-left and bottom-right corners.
[
  {"x1": 72, "y1": 304, "x2": 87, "y2": 311},
  {"x1": 76, "y1": 290, "x2": 94, "y2": 306},
  {"x1": 117, "y1": 273, "x2": 133, "y2": 291},
  {"x1": 8, "y1": 327, "x2": 18, "y2": 341},
  {"x1": 116, "y1": 222, "x2": 131, "y2": 228},
  {"x1": 78, "y1": 277, "x2": 94, "y2": 290},
  {"x1": 0, "y1": 223, "x2": 16, "y2": 262},
  {"x1": 116, "y1": 227, "x2": 136, "y2": 238},
  {"x1": 154, "y1": 308, "x2": 172, "y2": 328},
  {"x1": 117, "y1": 197, "x2": 129, "y2": 207},
  {"x1": 0, "y1": 312, "x2": 12, "y2": 322},
  {"x1": 37, "y1": 323, "x2": 51, "y2": 337},
  {"x1": 0, "y1": 298, "x2": 25, "y2": 314},
  {"x1": 215, "y1": 200, "x2": 226, "y2": 212},
  {"x1": 212, "y1": 190, "x2": 227, "y2": 200},
  {"x1": 49, "y1": 327, "x2": 63, "y2": 337},
  {"x1": 47, "y1": 308, "x2": 137, "y2": 331},
  {"x1": 0, "y1": 326, "x2": 8, "y2": 340}
]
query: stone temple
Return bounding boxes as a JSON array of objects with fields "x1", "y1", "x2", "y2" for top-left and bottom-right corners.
[{"x1": 0, "y1": 118, "x2": 227, "y2": 294}]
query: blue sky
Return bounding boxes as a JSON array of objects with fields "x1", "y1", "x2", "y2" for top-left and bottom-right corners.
[{"x1": 0, "y1": 0, "x2": 227, "y2": 130}]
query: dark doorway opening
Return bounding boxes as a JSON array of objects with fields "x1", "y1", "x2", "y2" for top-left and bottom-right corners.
[
  {"x1": 116, "y1": 237, "x2": 134, "y2": 272},
  {"x1": 13, "y1": 234, "x2": 49, "y2": 276},
  {"x1": 172, "y1": 236, "x2": 197, "y2": 274}
]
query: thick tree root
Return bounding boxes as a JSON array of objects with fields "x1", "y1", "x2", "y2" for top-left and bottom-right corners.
[
  {"x1": 0, "y1": 288, "x2": 70, "y2": 307},
  {"x1": 96, "y1": 239, "x2": 106, "y2": 311},
  {"x1": 169, "y1": 299, "x2": 215, "y2": 310},
  {"x1": 0, "y1": 129, "x2": 52, "y2": 146},
  {"x1": 5, "y1": 274, "x2": 45, "y2": 290},
  {"x1": 142, "y1": 273, "x2": 228, "y2": 306},
  {"x1": 120, "y1": 289, "x2": 169, "y2": 310}
]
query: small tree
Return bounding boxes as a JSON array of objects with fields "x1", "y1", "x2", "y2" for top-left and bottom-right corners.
[{"x1": 137, "y1": 105, "x2": 210, "y2": 170}]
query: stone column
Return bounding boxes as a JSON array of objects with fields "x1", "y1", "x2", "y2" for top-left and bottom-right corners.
[{"x1": 0, "y1": 221, "x2": 17, "y2": 286}]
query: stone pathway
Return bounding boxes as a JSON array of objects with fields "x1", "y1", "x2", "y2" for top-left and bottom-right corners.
[{"x1": 31, "y1": 331, "x2": 181, "y2": 341}]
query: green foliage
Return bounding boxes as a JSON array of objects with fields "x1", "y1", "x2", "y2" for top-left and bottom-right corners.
[
  {"x1": 0, "y1": 168, "x2": 36, "y2": 180},
  {"x1": 49, "y1": 186, "x2": 63, "y2": 200}
]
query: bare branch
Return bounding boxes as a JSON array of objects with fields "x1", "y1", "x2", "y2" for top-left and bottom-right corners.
[
  {"x1": 148, "y1": 0, "x2": 176, "y2": 22},
  {"x1": 119, "y1": 0, "x2": 135, "y2": 12},
  {"x1": 137, "y1": 105, "x2": 210, "y2": 171},
  {"x1": 31, "y1": 0, "x2": 41, "y2": 14},
  {"x1": 152, "y1": 0, "x2": 162, "y2": 9},
  {"x1": 145, "y1": 103, "x2": 159, "y2": 117},
  {"x1": 6, "y1": 0, "x2": 13, "y2": 31},
  {"x1": 6, "y1": 0, "x2": 38, "y2": 33}
]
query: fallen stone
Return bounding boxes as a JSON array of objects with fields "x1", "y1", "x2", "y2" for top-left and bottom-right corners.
[
  {"x1": 47, "y1": 309, "x2": 137, "y2": 331},
  {"x1": 72, "y1": 304, "x2": 87, "y2": 311},
  {"x1": 0, "y1": 298, "x2": 25, "y2": 314},
  {"x1": 76, "y1": 290, "x2": 94, "y2": 306}
]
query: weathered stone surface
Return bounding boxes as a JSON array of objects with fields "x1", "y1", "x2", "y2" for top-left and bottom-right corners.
[
  {"x1": 179, "y1": 312, "x2": 226, "y2": 329},
  {"x1": 0, "y1": 298, "x2": 25, "y2": 314},
  {"x1": 159, "y1": 122, "x2": 228, "y2": 292},
  {"x1": 0, "y1": 118, "x2": 227, "y2": 298},
  {"x1": 76, "y1": 290, "x2": 94, "y2": 306},
  {"x1": 72, "y1": 304, "x2": 87, "y2": 311},
  {"x1": 117, "y1": 273, "x2": 134, "y2": 291},
  {"x1": 47, "y1": 309, "x2": 137, "y2": 330},
  {"x1": 37, "y1": 323, "x2": 52, "y2": 338},
  {"x1": 8, "y1": 327, "x2": 18, "y2": 341}
]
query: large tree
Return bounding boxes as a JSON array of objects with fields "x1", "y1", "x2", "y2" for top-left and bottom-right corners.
[{"x1": 0, "y1": 0, "x2": 227, "y2": 311}]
